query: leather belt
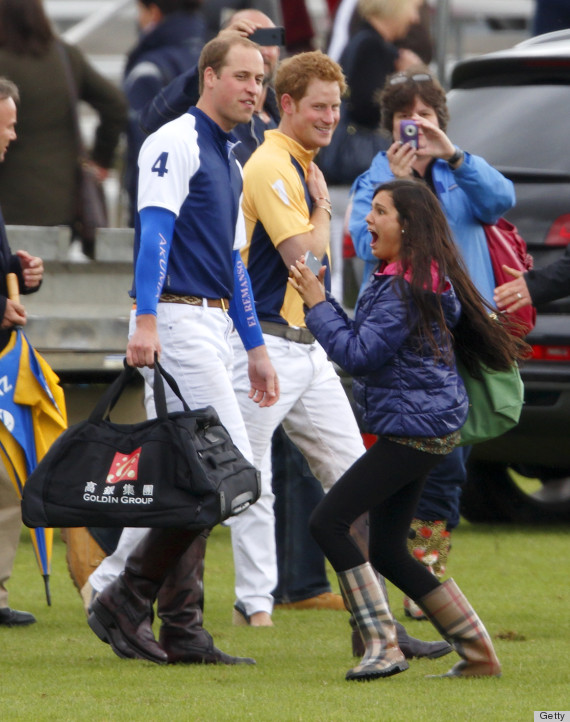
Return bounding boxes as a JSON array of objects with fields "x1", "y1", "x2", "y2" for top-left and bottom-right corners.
[
  {"x1": 159, "y1": 294, "x2": 228, "y2": 311},
  {"x1": 260, "y1": 320, "x2": 315, "y2": 345}
]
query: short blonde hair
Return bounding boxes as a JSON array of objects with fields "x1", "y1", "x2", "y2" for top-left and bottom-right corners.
[{"x1": 357, "y1": 0, "x2": 417, "y2": 22}]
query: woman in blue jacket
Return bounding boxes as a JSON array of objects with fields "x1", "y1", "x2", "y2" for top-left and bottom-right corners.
[
  {"x1": 289, "y1": 179, "x2": 523, "y2": 682},
  {"x1": 348, "y1": 68, "x2": 517, "y2": 616},
  {"x1": 349, "y1": 67, "x2": 515, "y2": 306}
]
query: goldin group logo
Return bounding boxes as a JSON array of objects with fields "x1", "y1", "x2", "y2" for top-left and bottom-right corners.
[
  {"x1": 83, "y1": 448, "x2": 155, "y2": 505},
  {"x1": 106, "y1": 449, "x2": 142, "y2": 483}
]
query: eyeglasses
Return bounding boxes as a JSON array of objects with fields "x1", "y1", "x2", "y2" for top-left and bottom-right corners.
[{"x1": 389, "y1": 72, "x2": 432, "y2": 86}]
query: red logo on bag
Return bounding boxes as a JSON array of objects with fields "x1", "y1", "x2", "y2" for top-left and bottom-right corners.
[{"x1": 106, "y1": 448, "x2": 142, "y2": 484}]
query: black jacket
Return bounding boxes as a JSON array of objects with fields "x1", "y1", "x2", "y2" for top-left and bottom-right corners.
[
  {"x1": 526, "y1": 245, "x2": 570, "y2": 306},
  {"x1": 0, "y1": 207, "x2": 39, "y2": 351}
]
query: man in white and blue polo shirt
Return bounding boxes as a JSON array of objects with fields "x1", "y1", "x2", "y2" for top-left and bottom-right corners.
[{"x1": 87, "y1": 34, "x2": 278, "y2": 666}]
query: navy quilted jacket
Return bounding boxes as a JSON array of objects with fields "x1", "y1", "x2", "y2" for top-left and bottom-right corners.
[
  {"x1": 305, "y1": 273, "x2": 468, "y2": 438},
  {"x1": 123, "y1": 11, "x2": 206, "y2": 220}
]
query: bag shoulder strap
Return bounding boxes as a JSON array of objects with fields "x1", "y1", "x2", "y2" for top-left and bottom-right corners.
[{"x1": 55, "y1": 41, "x2": 86, "y2": 156}]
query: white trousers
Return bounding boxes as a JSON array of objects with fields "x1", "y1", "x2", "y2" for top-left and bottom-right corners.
[
  {"x1": 229, "y1": 334, "x2": 365, "y2": 615},
  {"x1": 90, "y1": 303, "x2": 253, "y2": 593}
]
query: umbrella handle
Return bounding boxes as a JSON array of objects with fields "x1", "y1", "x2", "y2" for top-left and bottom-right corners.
[{"x1": 7, "y1": 273, "x2": 20, "y2": 304}]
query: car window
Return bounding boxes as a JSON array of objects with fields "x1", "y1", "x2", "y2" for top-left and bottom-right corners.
[{"x1": 447, "y1": 86, "x2": 570, "y2": 173}]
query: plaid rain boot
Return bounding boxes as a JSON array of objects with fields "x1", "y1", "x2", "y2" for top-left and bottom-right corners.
[
  {"x1": 347, "y1": 514, "x2": 452, "y2": 660},
  {"x1": 338, "y1": 562, "x2": 409, "y2": 681},
  {"x1": 417, "y1": 578, "x2": 502, "y2": 678},
  {"x1": 403, "y1": 519, "x2": 450, "y2": 620}
]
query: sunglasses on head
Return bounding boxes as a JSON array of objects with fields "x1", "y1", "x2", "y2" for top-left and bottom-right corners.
[{"x1": 389, "y1": 72, "x2": 432, "y2": 86}]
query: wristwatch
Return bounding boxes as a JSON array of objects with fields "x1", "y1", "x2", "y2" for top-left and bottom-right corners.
[{"x1": 447, "y1": 148, "x2": 464, "y2": 168}]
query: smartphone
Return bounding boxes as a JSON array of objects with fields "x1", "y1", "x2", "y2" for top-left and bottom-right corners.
[
  {"x1": 249, "y1": 27, "x2": 286, "y2": 47},
  {"x1": 400, "y1": 119, "x2": 419, "y2": 149},
  {"x1": 305, "y1": 250, "x2": 323, "y2": 276}
]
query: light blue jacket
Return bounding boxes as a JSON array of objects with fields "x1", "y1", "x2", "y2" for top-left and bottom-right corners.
[{"x1": 349, "y1": 151, "x2": 516, "y2": 305}]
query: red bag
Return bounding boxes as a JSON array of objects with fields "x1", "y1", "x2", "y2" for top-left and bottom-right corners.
[{"x1": 483, "y1": 218, "x2": 537, "y2": 336}]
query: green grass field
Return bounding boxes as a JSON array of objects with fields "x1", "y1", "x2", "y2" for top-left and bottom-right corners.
[{"x1": 2, "y1": 521, "x2": 568, "y2": 722}]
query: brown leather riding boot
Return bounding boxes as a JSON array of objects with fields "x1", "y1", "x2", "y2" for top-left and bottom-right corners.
[
  {"x1": 88, "y1": 527, "x2": 201, "y2": 664},
  {"x1": 158, "y1": 530, "x2": 255, "y2": 665}
]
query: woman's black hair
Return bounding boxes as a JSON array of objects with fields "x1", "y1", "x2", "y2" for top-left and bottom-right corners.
[{"x1": 373, "y1": 179, "x2": 528, "y2": 375}]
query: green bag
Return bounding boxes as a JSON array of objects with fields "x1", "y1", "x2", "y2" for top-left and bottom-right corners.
[{"x1": 456, "y1": 359, "x2": 524, "y2": 446}]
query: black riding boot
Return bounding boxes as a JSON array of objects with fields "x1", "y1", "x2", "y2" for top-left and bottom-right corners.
[
  {"x1": 88, "y1": 527, "x2": 201, "y2": 663},
  {"x1": 158, "y1": 530, "x2": 255, "y2": 665}
]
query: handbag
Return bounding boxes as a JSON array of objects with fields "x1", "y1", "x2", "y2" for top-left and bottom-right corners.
[
  {"x1": 56, "y1": 42, "x2": 108, "y2": 250},
  {"x1": 315, "y1": 106, "x2": 390, "y2": 186},
  {"x1": 456, "y1": 358, "x2": 524, "y2": 446},
  {"x1": 21, "y1": 360, "x2": 260, "y2": 529},
  {"x1": 74, "y1": 160, "x2": 108, "y2": 247},
  {"x1": 483, "y1": 218, "x2": 536, "y2": 336}
]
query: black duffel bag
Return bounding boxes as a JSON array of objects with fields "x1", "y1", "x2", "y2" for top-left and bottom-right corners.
[{"x1": 22, "y1": 360, "x2": 260, "y2": 529}]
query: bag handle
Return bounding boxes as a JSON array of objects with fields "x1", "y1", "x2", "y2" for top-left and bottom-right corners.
[
  {"x1": 88, "y1": 357, "x2": 191, "y2": 423},
  {"x1": 88, "y1": 361, "x2": 138, "y2": 423},
  {"x1": 153, "y1": 358, "x2": 191, "y2": 416}
]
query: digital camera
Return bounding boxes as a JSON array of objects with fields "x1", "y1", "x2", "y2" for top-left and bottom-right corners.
[{"x1": 400, "y1": 120, "x2": 419, "y2": 149}]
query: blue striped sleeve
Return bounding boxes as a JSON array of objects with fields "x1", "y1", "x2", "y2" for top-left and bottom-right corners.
[
  {"x1": 229, "y1": 250, "x2": 265, "y2": 350},
  {"x1": 135, "y1": 206, "x2": 176, "y2": 316}
]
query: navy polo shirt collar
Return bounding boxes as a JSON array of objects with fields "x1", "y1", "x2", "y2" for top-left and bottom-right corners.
[{"x1": 188, "y1": 106, "x2": 238, "y2": 149}]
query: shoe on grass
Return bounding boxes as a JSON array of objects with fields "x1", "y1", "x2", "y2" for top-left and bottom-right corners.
[
  {"x1": 0, "y1": 607, "x2": 36, "y2": 626},
  {"x1": 274, "y1": 592, "x2": 345, "y2": 611}
]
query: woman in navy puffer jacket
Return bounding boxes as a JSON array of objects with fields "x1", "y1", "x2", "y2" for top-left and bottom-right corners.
[
  {"x1": 336, "y1": 255, "x2": 466, "y2": 440},
  {"x1": 289, "y1": 179, "x2": 524, "y2": 683}
]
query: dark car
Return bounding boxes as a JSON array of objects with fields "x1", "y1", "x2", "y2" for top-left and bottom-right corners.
[{"x1": 340, "y1": 31, "x2": 570, "y2": 523}]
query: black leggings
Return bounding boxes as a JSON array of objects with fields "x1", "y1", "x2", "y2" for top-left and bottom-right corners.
[{"x1": 309, "y1": 436, "x2": 446, "y2": 602}]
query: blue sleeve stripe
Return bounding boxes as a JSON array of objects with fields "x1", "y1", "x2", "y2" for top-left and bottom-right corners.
[
  {"x1": 229, "y1": 250, "x2": 265, "y2": 350},
  {"x1": 135, "y1": 206, "x2": 176, "y2": 315}
]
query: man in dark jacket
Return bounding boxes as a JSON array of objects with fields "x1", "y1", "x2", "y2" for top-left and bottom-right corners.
[
  {"x1": 0, "y1": 78, "x2": 45, "y2": 627},
  {"x1": 123, "y1": 0, "x2": 206, "y2": 223}
]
